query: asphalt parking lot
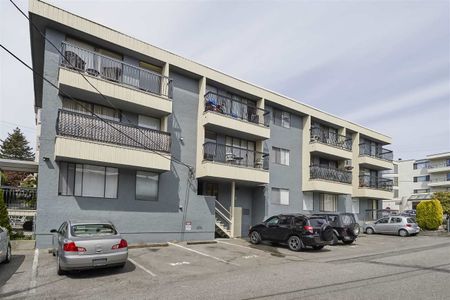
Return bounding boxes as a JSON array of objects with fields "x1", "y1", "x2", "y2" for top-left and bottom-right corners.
[{"x1": 1, "y1": 234, "x2": 450, "y2": 299}]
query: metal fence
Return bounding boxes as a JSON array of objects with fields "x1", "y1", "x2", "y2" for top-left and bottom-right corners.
[
  {"x1": 310, "y1": 127, "x2": 352, "y2": 150},
  {"x1": 204, "y1": 92, "x2": 270, "y2": 127},
  {"x1": 57, "y1": 109, "x2": 171, "y2": 153},
  {"x1": 310, "y1": 165, "x2": 352, "y2": 184},
  {"x1": 203, "y1": 142, "x2": 269, "y2": 170},
  {"x1": 359, "y1": 143, "x2": 393, "y2": 161},
  {"x1": 359, "y1": 175, "x2": 393, "y2": 191},
  {"x1": 1, "y1": 186, "x2": 37, "y2": 210},
  {"x1": 60, "y1": 42, "x2": 173, "y2": 99}
]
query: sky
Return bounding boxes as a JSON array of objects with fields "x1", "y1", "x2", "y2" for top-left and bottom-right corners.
[{"x1": 0, "y1": 0, "x2": 449, "y2": 160}]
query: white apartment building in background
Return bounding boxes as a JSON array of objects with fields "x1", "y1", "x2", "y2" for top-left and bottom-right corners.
[{"x1": 383, "y1": 152, "x2": 450, "y2": 211}]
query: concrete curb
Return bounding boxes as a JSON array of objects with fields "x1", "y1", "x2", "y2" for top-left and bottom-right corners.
[
  {"x1": 186, "y1": 240, "x2": 217, "y2": 245},
  {"x1": 420, "y1": 231, "x2": 450, "y2": 237},
  {"x1": 11, "y1": 240, "x2": 36, "y2": 250},
  {"x1": 128, "y1": 242, "x2": 169, "y2": 249}
]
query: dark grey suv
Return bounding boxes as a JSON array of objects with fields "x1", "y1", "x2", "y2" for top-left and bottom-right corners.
[{"x1": 312, "y1": 213, "x2": 360, "y2": 245}]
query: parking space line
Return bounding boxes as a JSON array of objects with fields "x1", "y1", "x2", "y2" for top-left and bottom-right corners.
[
  {"x1": 128, "y1": 258, "x2": 156, "y2": 277},
  {"x1": 218, "y1": 240, "x2": 268, "y2": 254},
  {"x1": 29, "y1": 248, "x2": 39, "y2": 294},
  {"x1": 168, "y1": 242, "x2": 239, "y2": 266}
]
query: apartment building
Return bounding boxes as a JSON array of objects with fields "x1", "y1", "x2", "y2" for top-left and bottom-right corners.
[
  {"x1": 29, "y1": 0, "x2": 393, "y2": 248},
  {"x1": 383, "y1": 152, "x2": 450, "y2": 210}
]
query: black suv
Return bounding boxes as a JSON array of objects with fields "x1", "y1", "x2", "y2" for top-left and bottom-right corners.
[
  {"x1": 248, "y1": 214, "x2": 334, "y2": 251},
  {"x1": 312, "y1": 213, "x2": 360, "y2": 245}
]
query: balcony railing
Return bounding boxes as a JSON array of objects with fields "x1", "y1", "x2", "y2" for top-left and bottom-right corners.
[
  {"x1": 359, "y1": 175, "x2": 393, "y2": 191},
  {"x1": 203, "y1": 142, "x2": 269, "y2": 170},
  {"x1": 310, "y1": 127, "x2": 352, "y2": 151},
  {"x1": 1, "y1": 186, "x2": 37, "y2": 210},
  {"x1": 60, "y1": 42, "x2": 173, "y2": 99},
  {"x1": 204, "y1": 92, "x2": 270, "y2": 127},
  {"x1": 309, "y1": 165, "x2": 352, "y2": 184},
  {"x1": 428, "y1": 161, "x2": 450, "y2": 169},
  {"x1": 359, "y1": 143, "x2": 393, "y2": 161},
  {"x1": 57, "y1": 109, "x2": 171, "y2": 153}
]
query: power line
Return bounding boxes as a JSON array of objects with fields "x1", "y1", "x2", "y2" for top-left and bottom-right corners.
[{"x1": 8, "y1": 0, "x2": 194, "y2": 175}]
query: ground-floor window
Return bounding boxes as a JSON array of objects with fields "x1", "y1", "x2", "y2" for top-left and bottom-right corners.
[
  {"x1": 59, "y1": 162, "x2": 118, "y2": 198},
  {"x1": 136, "y1": 171, "x2": 159, "y2": 201},
  {"x1": 351, "y1": 199, "x2": 360, "y2": 214},
  {"x1": 271, "y1": 188, "x2": 289, "y2": 205},
  {"x1": 319, "y1": 194, "x2": 337, "y2": 212},
  {"x1": 303, "y1": 197, "x2": 314, "y2": 211}
]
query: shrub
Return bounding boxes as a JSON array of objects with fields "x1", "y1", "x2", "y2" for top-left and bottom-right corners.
[
  {"x1": 416, "y1": 200, "x2": 443, "y2": 230},
  {"x1": 0, "y1": 189, "x2": 13, "y2": 234}
]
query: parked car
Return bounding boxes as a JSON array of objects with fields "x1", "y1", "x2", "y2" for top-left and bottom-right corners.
[
  {"x1": 51, "y1": 220, "x2": 128, "y2": 275},
  {"x1": 0, "y1": 226, "x2": 11, "y2": 264},
  {"x1": 312, "y1": 212, "x2": 360, "y2": 245},
  {"x1": 363, "y1": 216, "x2": 420, "y2": 237},
  {"x1": 248, "y1": 214, "x2": 334, "y2": 251},
  {"x1": 400, "y1": 209, "x2": 416, "y2": 218}
]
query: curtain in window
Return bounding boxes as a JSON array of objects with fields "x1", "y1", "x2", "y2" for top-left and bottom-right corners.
[
  {"x1": 136, "y1": 171, "x2": 159, "y2": 201},
  {"x1": 82, "y1": 165, "x2": 105, "y2": 197}
]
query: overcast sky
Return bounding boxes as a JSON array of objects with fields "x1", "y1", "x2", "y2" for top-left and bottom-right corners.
[{"x1": 1, "y1": 0, "x2": 449, "y2": 160}]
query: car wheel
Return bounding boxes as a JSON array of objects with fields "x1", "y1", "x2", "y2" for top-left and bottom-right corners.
[
  {"x1": 351, "y1": 223, "x2": 360, "y2": 236},
  {"x1": 249, "y1": 231, "x2": 261, "y2": 244},
  {"x1": 3, "y1": 244, "x2": 11, "y2": 264},
  {"x1": 287, "y1": 236, "x2": 303, "y2": 252},
  {"x1": 343, "y1": 239, "x2": 355, "y2": 245},
  {"x1": 365, "y1": 227, "x2": 374, "y2": 235},
  {"x1": 331, "y1": 233, "x2": 339, "y2": 245},
  {"x1": 312, "y1": 245, "x2": 324, "y2": 250},
  {"x1": 57, "y1": 255, "x2": 65, "y2": 276},
  {"x1": 399, "y1": 229, "x2": 409, "y2": 237}
]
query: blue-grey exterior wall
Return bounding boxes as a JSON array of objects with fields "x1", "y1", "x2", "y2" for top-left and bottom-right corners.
[{"x1": 35, "y1": 28, "x2": 214, "y2": 248}]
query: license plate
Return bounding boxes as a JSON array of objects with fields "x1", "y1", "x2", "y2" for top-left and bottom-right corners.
[{"x1": 92, "y1": 258, "x2": 107, "y2": 266}]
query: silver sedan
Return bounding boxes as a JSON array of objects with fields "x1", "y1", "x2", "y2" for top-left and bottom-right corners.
[
  {"x1": 364, "y1": 216, "x2": 420, "y2": 237},
  {"x1": 51, "y1": 220, "x2": 128, "y2": 275},
  {"x1": 0, "y1": 226, "x2": 11, "y2": 264}
]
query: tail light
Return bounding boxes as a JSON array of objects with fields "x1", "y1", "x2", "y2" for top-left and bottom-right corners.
[
  {"x1": 303, "y1": 225, "x2": 314, "y2": 234},
  {"x1": 112, "y1": 239, "x2": 128, "y2": 249},
  {"x1": 63, "y1": 241, "x2": 86, "y2": 252},
  {"x1": 406, "y1": 224, "x2": 412, "y2": 227}
]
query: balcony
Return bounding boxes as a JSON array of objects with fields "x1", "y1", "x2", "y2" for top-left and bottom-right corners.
[
  {"x1": 55, "y1": 109, "x2": 171, "y2": 171},
  {"x1": 197, "y1": 142, "x2": 269, "y2": 184},
  {"x1": 359, "y1": 143, "x2": 393, "y2": 170},
  {"x1": 201, "y1": 92, "x2": 270, "y2": 140},
  {"x1": 58, "y1": 42, "x2": 172, "y2": 115},
  {"x1": 428, "y1": 176, "x2": 450, "y2": 188},
  {"x1": 309, "y1": 127, "x2": 352, "y2": 160},
  {"x1": 354, "y1": 175, "x2": 393, "y2": 199},
  {"x1": 1, "y1": 186, "x2": 37, "y2": 211},
  {"x1": 427, "y1": 161, "x2": 450, "y2": 173},
  {"x1": 303, "y1": 165, "x2": 352, "y2": 194}
]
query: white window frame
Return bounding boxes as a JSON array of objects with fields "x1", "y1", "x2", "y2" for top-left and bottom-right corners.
[{"x1": 272, "y1": 147, "x2": 290, "y2": 166}]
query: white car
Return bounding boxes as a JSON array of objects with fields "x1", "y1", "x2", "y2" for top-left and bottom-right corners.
[{"x1": 0, "y1": 226, "x2": 11, "y2": 264}]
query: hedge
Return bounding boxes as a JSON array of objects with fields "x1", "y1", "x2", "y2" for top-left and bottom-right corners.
[
  {"x1": 0, "y1": 189, "x2": 13, "y2": 234},
  {"x1": 416, "y1": 200, "x2": 443, "y2": 230}
]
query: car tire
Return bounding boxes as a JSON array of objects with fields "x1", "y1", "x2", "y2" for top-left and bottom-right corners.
[
  {"x1": 365, "y1": 227, "x2": 374, "y2": 235},
  {"x1": 399, "y1": 229, "x2": 409, "y2": 237},
  {"x1": 3, "y1": 244, "x2": 11, "y2": 264},
  {"x1": 312, "y1": 245, "x2": 324, "y2": 250},
  {"x1": 57, "y1": 255, "x2": 65, "y2": 276},
  {"x1": 287, "y1": 236, "x2": 303, "y2": 252},
  {"x1": 331, "y1": 233, "x2": 339, "y2": 245},
  {"x1": 351, "y1": 223, "x2": 360, "y2": 236},
  {"x1": 249, "y1": 231, "x2": 261, "y2": 245},
  {"x1": 343, "y1": 239, "x2": 355, "y2": 245}
]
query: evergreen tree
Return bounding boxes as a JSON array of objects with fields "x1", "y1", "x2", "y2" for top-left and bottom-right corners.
[
  {"x1": 0, "y1": 127, "x2": 34, "y2": 160},
  {"x1": 0, "y1": 190, "x2": 12, "y2": 234}
]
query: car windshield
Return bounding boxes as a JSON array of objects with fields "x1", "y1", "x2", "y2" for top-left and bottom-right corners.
[
  {"x1": 309, "y1": 218, "x2": 327, "y2": 227},
  {"x1": 71, "y1": 224, "x2": 117, "y2": 237}
]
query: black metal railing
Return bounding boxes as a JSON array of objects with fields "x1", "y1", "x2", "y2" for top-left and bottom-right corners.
[
  {"x1": 204, "y1": 92, "x2": 270, "y2": 127},
  {"x1": 310, "y1": 127, "x2": 352, "y2": 150},
  {"x1": 359, "y1": 143, "x2": 393, "y2": 161},
  {"x1": 60, "y1": 42, "x2": 173, "y2": 99},
  {"x1": 359, "y1": 175, "x2": 393, "y2": 191},
  {"x1": 1, "y1": 186, "x2": 37, "y2": 210},
  {"x1": 57, "y1": 109, "x2": 171, "y2": 153},
  {"x1": 309, "y1": 165, "x2": 352, "y2": 184},
  {"x1": 203, "y1": 142, "x2": 269, "y2": 170}
]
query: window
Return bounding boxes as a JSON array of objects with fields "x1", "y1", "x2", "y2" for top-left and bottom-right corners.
[
  {"x1": 138, "y1": 115, "x2": 160, "y2": 130},
  {"x1": 71, "y1": 224, "x2": 117, "y2": 237},
  {"x1": 62, "y1": 98, "x2": 120, "y2": 121},
  {"x1": 273, "y1": 109, "x2": 291, "y2": 128},
  {"x1": 394, "y1": 190, "x2": 399, "y2": 198},
  {"x1": 319, "y1": 194, "x2": 337, "y2": 212},
  {"x1": 197, "y1": 180, "x2": 219, "y2": 198},
  {"x1": 413, "y1": 189, "x2": 430, "y2": 194},
  {"x1": 413, "y1": 161, "x2": 429, "y2": 170},
  {"x1": 136, "y1": 171, "x2": 159, "y2": 201},
  {"x1": 303, "y1": 197, "x2": 314, "y2": 211},
  {"x1": 272, "y1": 147, "x2": 290, "y2": 166},
  {"x1": 389, "y1": 217, "x2": 402, "y2": 223},
  {"x1": 376, "y1": 218, "x2": 389, "y2": 224},
  {"x1": 413, "y1": 175, "x2": 430, "y2": 182},
  {"x1": 447, "y1": 173, "x2": 450, "y2": 181},
  {"x1": 351, "y1": 199, "x2": 360, "y2": 214},
  {"x1": 271, "y1": 188, "x2": 289, "y2": 205},
  {"x1": 59, "y1": 162, "x2": 118, "y2": 198},
  {"x1": 278, "y1": 216, "x2": 292, "y2": 226},
  {"x1": 265, "y1": 216, "x2": 279, "y2": 225}
]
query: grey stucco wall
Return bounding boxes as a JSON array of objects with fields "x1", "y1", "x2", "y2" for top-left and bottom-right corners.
[{"x1": 35, "y1": 28, "x2": 214, "y2": 248}]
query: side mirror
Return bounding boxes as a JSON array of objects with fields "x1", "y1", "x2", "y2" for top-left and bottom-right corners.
[{"x1": 50, "y1": 229, "x2": 57, "y2": 233}]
